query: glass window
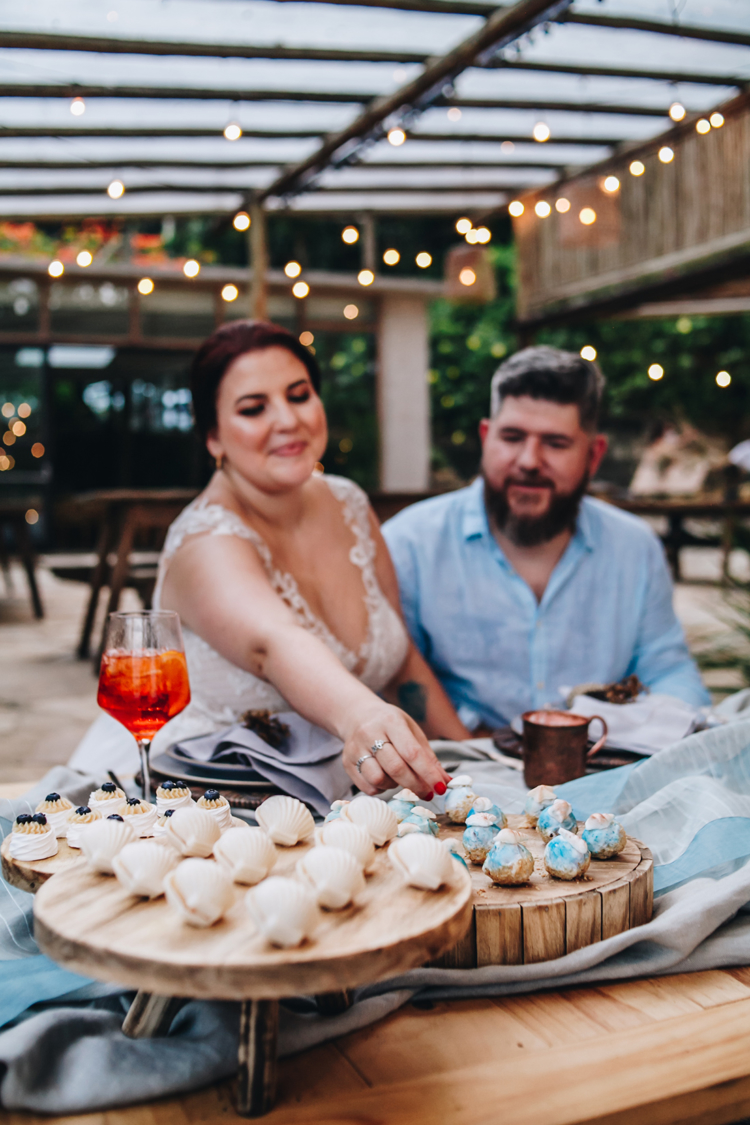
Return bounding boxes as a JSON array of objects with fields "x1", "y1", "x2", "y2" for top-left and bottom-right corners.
[{"x1": 0, "y1": 278, "x2": 40, "y2": 334}]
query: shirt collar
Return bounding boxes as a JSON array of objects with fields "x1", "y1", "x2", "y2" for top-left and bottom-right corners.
[{"x1": 461, "y1": 477, "x2": 597, "y2": 553}]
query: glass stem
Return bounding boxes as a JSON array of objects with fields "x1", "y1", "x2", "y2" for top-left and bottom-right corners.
[{"x1": 137, "y1": 739, "x2": 152, "y2": 802}]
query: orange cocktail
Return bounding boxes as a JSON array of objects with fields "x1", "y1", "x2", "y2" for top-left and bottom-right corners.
[{"x1": 97, "y1": 649, "x2": 190, "y2": 740}]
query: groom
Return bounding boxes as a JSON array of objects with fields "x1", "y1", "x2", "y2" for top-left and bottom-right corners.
[{"x1": 383, "y1": 346, "x2": 709, "y2": 730}]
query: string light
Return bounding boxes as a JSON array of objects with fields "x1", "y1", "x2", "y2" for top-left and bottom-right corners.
[
  {"x1": 669, "y1": 103, "x2": 686, "y2": 122},
  {"x1": 233, "y1": 212, "x2": 250, "y2": 231},
  {"x1": 223, "y1": 123, "x2": 242, "y2": 141},
  {"x1": 357, "y1": 269, "x2": 374, "y2": 286},
  {"x1": 555, "y1": 197, "x2": 570, "y2": 213},
  {"x1": 416, "y1": 252, "x2": 432, "y2": 268},
  {"x1": 70, "y1": 97, "x2": 85, "y2": 116},
  {"x1": 387, "y1": 128, "x2": 406, "y2": 146},
  {"x1": 18, "y1": 403, "x2": 31, "y2": 418},
  {"x1": 580, "y1": 345, "x2": 597, "y2": 361},
  {"x1": 342, "y1": 226, "x2": 359, "y2": 244},
  {"x1": 710, "y1": 112, "x2": 725, "y2": 128},
  {"x1": 447, "y1": 107, "x2": 462, "y2": 121},
  {"x1": 76, "y1": 250, "x2": 92, "y2": 267},
  {"x1": 11, "y1": 420, "x2": 25, "y2": 437},
  {"x1": 3, "y1": 432, "x2": 15, "y2": 446},
  {"x1": 579, "y1": 207, "x2": 596, "y2": 225},
  {"x1": 292, "y1": 280, "x2": 309, "y2": 298},
  {"x1": 25, "y1": 509, "x2": 38, "y2": 525},
  {"x1": 696, "y1": 119, "x2": 711, "y2": 134},
  {"x1": 31, "y1": 442, "x2": 44, "y2": 458},
  {"x1": 508, "y1": 200, "x2": 524, "y2": 217},
  {"x1": 137, "y1": 277, "x2": 154, "y2": 295},
  {"x1": 532, "y1": 122, "x2": 550, "y2": 142},
  {"x1": 221, "y1": 284, "x2": 239, "y2": 302},
  {"x1": 534, "y1": 201, "x2": 551, "y2": 218},
  {"x1": 107, "y1": 180, "x2": 125, "y2": 199},
  {"x1": 299, "y1": 331, "x2": 314, "y2": 346},
  {"x1": 459, "y1": 268, "x2": 476, "y2": 286},
  {"x1": 716, "y1": 370, "x2": 731, "y2": 387},
  {"x1": 648, "y1": 363, "x2": 664, "y2": 380},
  {"x1": 501, "y1": 140, "x2": 515, "y2": 153},
  {"x1": 343, "y1": 304, "x2": 359, "y2": 319},
  {"x1": 603, "y1": 175, "x2": 620, "y2": 192},
  {"x1": 183, "y1": 259, "x2": 200, "y2": 278},
  {"x1": 0, "y1": 454, "x2": 14, "y2": 471},
  {"x1": 1, "y1": 403, "x2": 13, "y2": 418},
  {"x1": 658, "y1": 147, "x2": 674, "y2": 163},
  {"x1": 48, "y1": 260, "x2": 64, "y2": 277},
  {"x1": 465, "y1": 229, "x2": 479, "y2": 244},
  {"x1": 284, "y1": 261, "x2": 302, "y2": 278},
  {"x1": 455, "y1": 217, "x2": 472, "y2": 234},
  {"x1": 383, "y1": 249, "x2": 400, "y2": 265},
  {"x1": 629, "y1": 160, "x2": 645, "y2": 176},
  {"x1": 475, "y1": 227, "x2": 491, "y2": 243}
]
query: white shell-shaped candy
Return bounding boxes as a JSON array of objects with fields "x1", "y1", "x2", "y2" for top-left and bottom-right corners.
[
  {"x1": 558, "y1": 826, "x2": 589, "y2": 855},
  {"x1": 315, "y1": 820, "x2": 376, "y2": 869},
  {"x1": 548, "y1": 799, "x2": 572, "y2": 824},
  {"x1": 79, "y1": 817, "x2": 136, "y2": 874},
  {"x1": 447, "y1": 774, "x2": 473, "y2": 789},
  {"x1": 497, "y1": 828, "x2": 521, "y2": 845},
  {"x1": 411, "y1": 806, "x2": 436, "y2": 820},
  {"x1": 389, "y1": 833, "x2": 455, "y2": 891},
  {"x1": 112, "y1": 841, "x2": 178, "y2": 898},
  {"x1": 296, "y1": 845, "x2": 365, "y2": 910},
  {"x1": 255, "y1": 795, "x2": 315, "y2": 846},
  {"x1": 245, "y1": 875, "x2": 319, "y2": 947},
  {"x1": 341, "y1": 794, "x2": 398, "y2": 846},
  {"x1": 213, "y1": 827, "x2": 276, "y2": 885},
  {"x1": 395, "y1": 788, "x2": 420, "y2": 804},
  {"x1": 585, "y1": 812, "x2": 614, "y2": 831},
  {"x1": 163, "y1": 858, "x2": 234, "y2": 927},
  {"x1": 164, "y1": 805, "x2": 220, "y2": 857},
  {"x1": 465, "y1": 812, "x2": 498, "y2": 828}
]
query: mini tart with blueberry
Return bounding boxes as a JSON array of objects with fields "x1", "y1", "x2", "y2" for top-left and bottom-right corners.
[
  {"x1": 66, "y1": 806, "x2": 102, "y2": 849},
  {"x1": 196, "y1": 789, "x2": 232, "y2": 832},
  {"x1": 35, "y1": 792, "x2": 74, "y2": 838},
  {"x1": 10, "y1": 813, "x2": 58, "y2": 860},
  {"x1": 120, "y1": 797, "x2": 159, "y2": 837},
  {"x1": 88, "y1": 781, "x2": 126, "y2": 814},
  {"x1": 154, "y1": 808, "x2": 176, "y2": 837},
  {"x1": 155, "y1": 780, "x2": 192, "y2": 812}
]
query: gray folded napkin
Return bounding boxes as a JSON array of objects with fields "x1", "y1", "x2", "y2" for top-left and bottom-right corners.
[{"x1": 171, "y1": 712, "x2": 352, "y2": 817}]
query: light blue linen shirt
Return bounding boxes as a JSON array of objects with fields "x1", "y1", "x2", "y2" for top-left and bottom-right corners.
[{"x1": 382, "y1": 479, "x2": 710, "y2": 729}]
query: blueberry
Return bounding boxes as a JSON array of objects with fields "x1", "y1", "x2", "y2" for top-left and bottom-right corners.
[
  {"x1": 101, "y1": 781, "x2": 117, "y2": 793},
  {"x1": 32, "y1": 813, "x2": 47, "y2": 825},
  {"x1": 161, "y1": 780, "x2": 178, "y2": 791},
  {"x1": 163, "y1": 809, "x2": 174, "y2": 818},
  {"x1": 107, "y1": 814, "x2": 124, "y2": 821},
  {"x1": 126, "y1": 797, "x2": 142, "y2": 806},
  {"x1": 75, "y1": 806, "x2": 91, "y2": 816},
  {"x1": 45, "y1": 793, "x2": 60, "y2": 802},
  {"x1": 16, "y1": 813, "x2": 32, "y2": 824},
  {"x1": 204, "y1": 789, "x2": 220, "y2": 801}
]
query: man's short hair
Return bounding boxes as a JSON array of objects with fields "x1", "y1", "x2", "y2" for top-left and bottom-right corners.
[{"x1": 489, "y1": 345, "x2": 605, "y2": 431}]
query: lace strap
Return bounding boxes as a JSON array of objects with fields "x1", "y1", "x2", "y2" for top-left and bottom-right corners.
[{"x1": 160, "y1": 497, "x2": 274, "y2": 568}]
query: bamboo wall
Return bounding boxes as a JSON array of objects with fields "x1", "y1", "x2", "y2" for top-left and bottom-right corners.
[{"x1": 515, "y1": 93, "x2": 750, "y2": 326}]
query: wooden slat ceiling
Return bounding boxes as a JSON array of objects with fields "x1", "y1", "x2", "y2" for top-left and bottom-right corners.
[{"x1": 0, "y1": 0, "x2": 747, "y2": 216}]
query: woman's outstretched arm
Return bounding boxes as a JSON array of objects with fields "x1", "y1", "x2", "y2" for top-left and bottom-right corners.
[{"x1": 160, "y1": 532, "x2": 450, "y2": 800}]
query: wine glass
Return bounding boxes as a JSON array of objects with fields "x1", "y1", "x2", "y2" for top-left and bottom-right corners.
[{"x1": 97, "y1": 610, "x2": 191, "y2": 801}]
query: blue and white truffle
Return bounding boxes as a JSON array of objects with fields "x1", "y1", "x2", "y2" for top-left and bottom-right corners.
[
  {"x1": 443, "y1": 839, "x2": 468, "y2": 868},
  {"x1": 582, "y1": 812, "x2": 626, "y2": 859},
  {"x1": 470, "y1": 796, "x2": 507, "y2": 829},
  {"x1": 444, "y1": 775, "x2": 477, "y2": 824},
  {"x1": 398, "y1": 806, "x2": 439, "y2": 837},
  {"x1": 387, "y1": 788, "x2": 420, "y2": 823},
  {"x1": 482, "y1": 828, "x2": 535, "y2": 885},
  {"x1": 462, "y1": 812, "x2": 501, "y2": 863},
  {"x1": 544, "y1": 827, "x2": 591, "y2": 880},
  {"x1": 523, "y1": 785, "x2": 556, "y2": 826},
  {"x1": 537, "y1": 799, "x2": 577, "y2": 843}
]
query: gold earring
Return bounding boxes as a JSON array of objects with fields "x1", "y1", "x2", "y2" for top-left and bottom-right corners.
[{"x1": 215, "y1": 453, "x2": 224, "y2": 471}]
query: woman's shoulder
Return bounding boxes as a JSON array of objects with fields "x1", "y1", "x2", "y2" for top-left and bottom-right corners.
[{"x1": 162, "y1": 491, "x2": 267, "y2": 560}]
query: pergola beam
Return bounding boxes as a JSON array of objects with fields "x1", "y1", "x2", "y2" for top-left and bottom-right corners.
[
  {"x1": 0, "y1": 181, "x2": 533, "y2": 196},
  {"x1": 0, "y1": 158, "x2": 564, "y2": 170}
]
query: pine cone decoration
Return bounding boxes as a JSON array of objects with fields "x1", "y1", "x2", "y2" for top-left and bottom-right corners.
[{"x1": 240, "y1": 709, "x2": 291, "y2": 749}]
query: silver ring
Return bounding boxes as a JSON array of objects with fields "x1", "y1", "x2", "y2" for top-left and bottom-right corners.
[
  {"x1": 371, "y1": 739, "x2": 388, "y2": 756},
  {"x1": 356, "y1": 753, "x2": 374, "y2": 774}
]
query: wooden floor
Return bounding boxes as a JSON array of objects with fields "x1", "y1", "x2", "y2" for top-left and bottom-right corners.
[{"x1": 7, "y1": 968, "x2": 750, "y2": 1125}]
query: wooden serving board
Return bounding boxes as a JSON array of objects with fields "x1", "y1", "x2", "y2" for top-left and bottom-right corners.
[
  {"x1": 434, "y1": 813, "x2": 653, "y2": 968},
  {"x1": 32, "y1": 835, "x2": 473, "y2": 1001}
]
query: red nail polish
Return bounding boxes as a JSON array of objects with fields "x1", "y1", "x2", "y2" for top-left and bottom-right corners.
[
  {"x1": 434, "y1": 781, "x2": 447, "y2": 796},
  {"x1": 426, "y1": 791, "x2": 434, "y2": 801}
]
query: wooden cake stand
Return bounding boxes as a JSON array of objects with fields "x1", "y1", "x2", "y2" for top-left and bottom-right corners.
[{"x1": 28, "y1": 832, "x2": 473, "y2": 1117}]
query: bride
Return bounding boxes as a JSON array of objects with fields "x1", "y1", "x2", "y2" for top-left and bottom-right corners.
[{"x1": 147, "y1": 319, "x2": 469, "y2": 801}]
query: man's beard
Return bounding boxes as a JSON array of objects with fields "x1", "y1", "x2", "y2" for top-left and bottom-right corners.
[{"x1": 483, "y1": 470, "x2": 589, "y2": 547}]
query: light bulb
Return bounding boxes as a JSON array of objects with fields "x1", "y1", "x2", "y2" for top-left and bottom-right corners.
[
  {"x1": 475, "y1": 227, "x2": 491, "y2": 243},
  {"x1": 455, "y1": 217, "x2": 472, "y2": 234},
  {"x1": 18, "y1": 403, "x2": 30, "y2": 418},
  {"x1": 137, "y1": 277, "x2": 154, "y2": 295},
  {"x1": 532, "y1": 122, "x2": 550, "y2": 142},
  {"x1": 465, "y1": 229, "x2": 479, "y2": 244},
  {"x1": 603, "y1": 175, "x2": 620, "y2": 193},
  {"x1": 696, "y1": 119, "x2": 711, "y2": 135},
  {"x1": 357, "y1": 269, "x2": 374, "y2": 286},
  {"x1": 501, "y1": 140, "x2": 515, "y2": 153},
  {"x1": 221, "y1": 284, "x2": 238, "y2": 302},
  {"x1": 447, "y1": 107, "x2": 462, "y2": 121},
  {"x1": 31, "y1": 442, "x2": 44, "y2": 458},
  {"x1": 580, "y1": 345, "x2": 597, "y2": 361},
  {"x1": 415, "y1": 252, "x2": 432, "y2": 268},
  {"x1": 459, "y1": 268, "x2": 476, "y2": 286},
  {"x1": 284, "y1": 261, "x2": 301, "y2": 278},
  {"x1": 292, "y1": 280, "x2": 309, "y2": 298},
  {"x1": 48, "y1": 260, "x2": 64, "y2": 277},
  {"x1": 70, "y1": 97, "x2": 85, "y2": 116},
  {"x1": 183, "y1": 259, "x2": 200, "y2": 278},
  {"x1": 342, "y1": 226, "x2": 359, "y2": 244},
  {"x1": 579, "y1": 207, "x2": 597, "y2": 225},
  {"x1": 710, "y1": 112, "x2": 724, "y2": 129},
  {"x1": 224, "y1": 123, "x2": 242, "y2": 141},
  {"x1": 716, "y1": 370, "x2": 731, "y2": 387},
  {"x1": 107, "y1": 180, "x2": 125, "y2": 199},
  {"x1": 669, "y1": 102, "x2": 686, "y2": 122},
  {"x1": 658, "y1": 147, "x2": 674, "y2": 163},
  {"x1": 299, "y1": 331, "x2": 314, "y2": 345},
  {"x1": 343, "y1": 304, "x2": 359, "y2": 320},
  {"x1": 555, "y1": 197, "x2": 571, "y2": 213},
  {"x1": 387, "y1": 128, "x2": 406, "y2": 146},
  {"x1": 534, "y1": 201, "x2": 551, "y2": 218},
  {"x1": 629, "y1": 160, "x2": 645, "y2": 176},
  {"x1": 383, "y1": 248, "x2": 400, "y2": 265},
  {"x1": 648, "y1": 363, "x2": 664, "y2": 381},
  {"x1": 76, "y1": 250, "x2": 92, "y2": 267},
  {"x1": 233, "y1": 212, "x2": 250, "y2": 231},
  {"x1": 508, "y1": 200, "x2": 524, "y2": 217}
]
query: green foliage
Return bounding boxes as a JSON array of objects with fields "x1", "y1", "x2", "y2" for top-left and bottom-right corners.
[{"x1": 315, "y1": 332, "x2": 378, "y2": 490}]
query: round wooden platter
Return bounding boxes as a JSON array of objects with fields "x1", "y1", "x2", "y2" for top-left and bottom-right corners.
[
  {"x1": 433, "y1": 814, "x2": 653, "y2": 969},
  {"x1": 32, "y1": 834, "x2": 474, "y2": 1002}
]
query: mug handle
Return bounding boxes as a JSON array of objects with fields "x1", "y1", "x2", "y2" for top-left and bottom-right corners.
[{"x1": 586, "y1": 716, "x2": 608, "y2": 759}]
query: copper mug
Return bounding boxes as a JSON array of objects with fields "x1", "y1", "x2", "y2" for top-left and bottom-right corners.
[{"x1": 521, "y1": 709, "x2": 608, "y2": 788}]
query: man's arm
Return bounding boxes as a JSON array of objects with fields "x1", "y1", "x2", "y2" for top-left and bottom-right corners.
[{"x1": 629, "y1": 535, "x2": 711, "y2": 707}]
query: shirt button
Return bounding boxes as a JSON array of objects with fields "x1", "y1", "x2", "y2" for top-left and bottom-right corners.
[{"x1": 537, "y1": 681, "x2": 544, "y2": 689}]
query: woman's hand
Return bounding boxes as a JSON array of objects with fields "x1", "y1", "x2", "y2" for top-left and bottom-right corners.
[{"x1": 341, "y1": 702, "x2": 451, "y2": 800}]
